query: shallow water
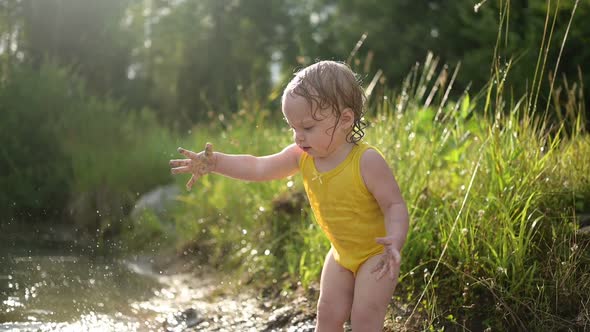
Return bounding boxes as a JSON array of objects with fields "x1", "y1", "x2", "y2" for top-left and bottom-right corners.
[
  {"x1": 0, "y1": 225, "x2": 315, "y2": 332},
  {"x1": 0, "y1": 236, "x2": 166, "y2": 331}
]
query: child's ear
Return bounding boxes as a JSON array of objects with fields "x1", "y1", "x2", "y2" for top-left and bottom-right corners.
[{"x1": 340, "y1": 108, "x2": 355, "y2": 129}]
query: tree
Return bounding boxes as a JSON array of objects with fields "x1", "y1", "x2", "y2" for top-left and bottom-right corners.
[
  {"x1": 284, "y1": 0, "x2": 589, "y2": 113},
  {"x1": 125, "y1": 0, "x2": 296, "y2": 127},
  {"x1": 16, "y1": 0, "x2": 136, "y2": 99}
]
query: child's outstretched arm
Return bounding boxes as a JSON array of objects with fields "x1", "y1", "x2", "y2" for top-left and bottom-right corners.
[
  {"x1": 170, "y1": 143, "x2": 301, "y2": 190},
  {"x1": 360, "y1": 149, "x2": 410, "y2": 280}
]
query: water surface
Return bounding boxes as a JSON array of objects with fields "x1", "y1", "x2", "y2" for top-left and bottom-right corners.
[{"x1": 0, "y1": 224, "x2": 163, "y2": 331}]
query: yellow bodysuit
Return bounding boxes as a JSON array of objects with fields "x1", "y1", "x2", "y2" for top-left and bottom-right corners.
[{"x1": 299, "y1": 142, "x2": 386, "y2": 275}]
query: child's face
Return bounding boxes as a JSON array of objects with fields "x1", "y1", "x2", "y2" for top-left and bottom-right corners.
[{"x1": 282, "y1": 94, "x2": 350, "y2": 158}]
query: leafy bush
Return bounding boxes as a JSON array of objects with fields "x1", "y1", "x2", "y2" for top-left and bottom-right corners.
[
  {"x1": 0, "y1": 62, "x2": 174, "y2": 238},
  {"x1": 0, "y1": 64, "x2": 77, "y2": 217}
]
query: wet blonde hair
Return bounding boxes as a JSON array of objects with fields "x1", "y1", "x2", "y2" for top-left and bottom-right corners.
[{"x1": 282, "y1": 60, "x2": 367, "y2": 143}]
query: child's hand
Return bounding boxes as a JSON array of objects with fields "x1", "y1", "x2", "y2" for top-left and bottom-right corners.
[
  {"x1": 169, "y1": 143, "x2": 216, "y2": 190},
  {"x1": 372, "y1": 236, "x2": 402, "y2": 280}
]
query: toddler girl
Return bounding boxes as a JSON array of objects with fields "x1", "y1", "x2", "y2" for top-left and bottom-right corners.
[{"x1": 169, "y1": 60, "x2": 409, "y2": 331}]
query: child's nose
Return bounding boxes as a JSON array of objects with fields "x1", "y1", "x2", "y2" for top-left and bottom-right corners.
[{"x1": 294, "y1": 130, "x2": 304, "y2": 142}]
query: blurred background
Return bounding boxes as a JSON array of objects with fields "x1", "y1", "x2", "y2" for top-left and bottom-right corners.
[{"x1": 1, "y1": 0, "x2": 588, "y2": 227}]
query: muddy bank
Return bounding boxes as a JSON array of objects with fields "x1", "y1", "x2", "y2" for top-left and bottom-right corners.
[
  {"x1": 154, "y1": 255, "x2": 414, "y2": 332},
  {"x1": 152, "y1": 256, "x2": 318, "y2": 332}
]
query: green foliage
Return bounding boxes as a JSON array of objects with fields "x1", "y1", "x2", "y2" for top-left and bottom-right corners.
[
  {"x1": 0, "y1": 62, "x2": 174, "y2": 233},
  {"x1": 123, "y1": 0, "x2": 294, "y2": 126},
  {"x1": 120, "y1": 209, "x2": 174, "y2": 253},
  {"x1": 4, "y1": 0, "x2": 588, "y2": 129},
  {"x1": 0, "y1": 63, "x2": 76, "y2": 216},
  {"x1": 372, "y1": 58, "x2": 589, "y2": 330},
  {"x1": 287, "y1": 0, "x2": 590, "y2": 118},
  {"x1": 15, "y1": 0, "x2": 135, "y2": 98}
]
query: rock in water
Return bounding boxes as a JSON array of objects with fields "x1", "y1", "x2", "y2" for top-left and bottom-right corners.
[
  {"x1": 163, "y1": 308, "x2": 203, "y2": 331},
  {"x1": 131, "y1": 184, "x2": 180, "y2": 221}
]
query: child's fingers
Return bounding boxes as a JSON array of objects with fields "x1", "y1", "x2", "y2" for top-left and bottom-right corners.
[
  {"x1": 171, "y1": 166, "x2": 191, "y2": 175},
  {"x1": 169, "y1": 159, "x2": 191, "y2": 167},
  {"x1": 377, "y1": 237, "x2": 402, "y2": 264},
  {"x1": 371, "y1": 259, "x2": 384, "y2": 274},
  {"x1": 370, "y1": 264, "x2": 379, "y2": 274},
  {"x1": 389, "y1": 261, "x2": 396, "y2": 280},
  {"x1": 177, "y1": 147, "x2": 200, "y2": 159},
  {"x1": 376, "y1": 266, "x2": 387, "y2": 280},
  {"x1": 388, "y1": 248, "x2": 401, "y2": 265},
  {"x1": 371, "y1": 257, "x2": 388, "y2": 280},
  {"x1": 375, "y1": 236, "x2": 393, "y2": 246},
  {"x1": 185, "y1": 174, "x2": 198, "y2": 191},
  {"x1": 204, "y1": 143, "x2": 214, "y2": 157}
]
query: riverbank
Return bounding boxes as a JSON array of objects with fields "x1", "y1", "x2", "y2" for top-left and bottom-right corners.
[
  {"x1": 0, "y1": 221, "x2": 411, "y2": 331},
  {"x1": 152, "y1": 252, "x2": 419, "y2": 332},
  {"x1": 150, "y1": 253, "x2": 318, "y2": 331},
  {"x1": 0, "y1": 221, "x2": 310, "y2": 332}
]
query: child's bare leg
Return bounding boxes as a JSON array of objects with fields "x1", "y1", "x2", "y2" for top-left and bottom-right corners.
[
  {"x1": 350, "y1": 253, "x2": 400, "y2": 332},
  {"x1": 315, "y1": 248, "x2": 355, "y2": 332}
]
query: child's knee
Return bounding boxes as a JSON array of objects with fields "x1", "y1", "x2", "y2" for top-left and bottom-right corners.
[
  {"x1": 350, "y1": 301, "x2": 386, "y2": 331},
  {"x1": 316, "y1": 297, "x2": 350, "y2": 325}
]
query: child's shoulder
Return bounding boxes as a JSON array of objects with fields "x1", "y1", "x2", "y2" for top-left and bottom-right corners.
[
  {"x1": 358, "y1": 142, "x2": 385, "y2": 159},
  {"x1": 359, "y1": 145, "x2": 397, "y2": 192},
  {"x1": 283, "y1": 143, "x2": 304, "y2": 166},
  {"x1": 359, "y1": 144, "x2": 389, "y2": 171}
]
